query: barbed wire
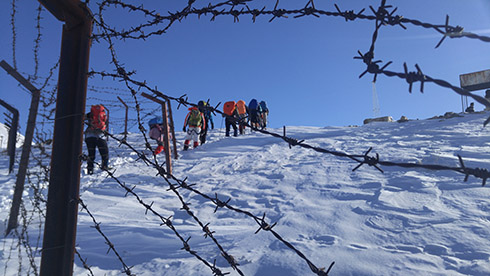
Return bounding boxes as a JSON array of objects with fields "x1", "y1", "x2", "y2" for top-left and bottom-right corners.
[
  {"x1": 32, "y1": 4, "x2": 43, "y2": 81},
  {"x1": 92, "y1": 0, "x2": 490, "y2": 47},
  {"x1": 79, "y1": 153, "x2": 235, "y2": 276},
  {"x1": 100, "y1": 130, "x2": 336, "y2": 275},
  {"x1": 5, "y1": 0, "x2": 490, "y2": 275},
  {"x1": 10, "y1": 0, "x2": 17, "y2": 70},
  {"x1": 78, "y1": 198, "x2": 134, "y2": 275},
  {"x1": 74, "y1": 249, "x2": 95, "y2": 276},
  {"x1": 91, "y1": 69, "x2": 490, "y2": 187}
]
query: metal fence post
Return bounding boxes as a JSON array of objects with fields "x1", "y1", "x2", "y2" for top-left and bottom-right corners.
[
  {"x1": 0, "y1": 99, "x2": 19, "y2": 173},
  {"x1": 38, "y1": 1, "x2": 93, "y2": 275},
  {"x1": 0, "y1": 60, "x2": 41, "y2": 236},
  {"x1": 117, "y1": 96, "x2": 128, "y2": 141},
  {"x1": 141, "y1": 92, "x2": 173, "y2": 175}
]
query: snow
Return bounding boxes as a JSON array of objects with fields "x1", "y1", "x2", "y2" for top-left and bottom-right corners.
[
  {"x1": 1, "y1": 112, "x2": 490, "y2": 275},
  {"x1": 0, "y1": 123, "x2": 24, "y2": 150}
]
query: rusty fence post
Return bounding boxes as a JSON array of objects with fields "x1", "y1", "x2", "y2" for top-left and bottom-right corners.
[
  {"x1": 38, "y1": 1, "x2": 93, "y2": 275},
  {"x1": 0, "y1": 60, "x2": 41, "y2": 236},
  {"x1": 141, "y1": 92, "x2": 172, "y2": 175},
  {"x1": 165, "y1": 99, "x2": 178, "y2": 160},
  {"x1": 117, "y1": 96, "x2": 128, "y2": 141},
  {"x1": 0, "y1": 99, "x2": 19, "y2": 174}
]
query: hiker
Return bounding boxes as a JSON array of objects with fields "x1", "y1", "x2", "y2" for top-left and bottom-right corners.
[
  {"x1": 223, "y1": 101, "x2": 238, "y2": 137},
  {"x1": 259, "y1": 100, "x2": 269, "y2": 129},
  {"x1": 183, "y1": 106, "x2": 206, "y2": 150},
  {"x1": 148, "y1": 116, "x2": 166, "y2": 155},
  {"x1": 236, "y1": 100, "x2": 248, "y2": 135},
  {"x1": 198, "y1": 100, "x2": 214, "y2": 144},
  {"x1": 248, "y1": 98, "x2": 262, "y2": 129},
  {"x1": 84, "y1": 104, "x2": 109, "y2": 174},
  {"x1": 465, "y1": 102, "x2": 475, "y2": 113}
]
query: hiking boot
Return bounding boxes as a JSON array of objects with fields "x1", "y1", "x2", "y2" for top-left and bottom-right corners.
[
  {"x1": 87, "y1": 168, "x2": 93, "y2": 175},
  {"x1": 183, "y1": 145, "x2": 189, "y2": 151},
  {"x1": 101, "y1": 160, "x2": 111, "y2": 171}
]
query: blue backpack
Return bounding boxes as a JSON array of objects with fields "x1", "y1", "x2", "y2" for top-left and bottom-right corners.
[
  {"x1": 259, "y1": 101, "x2": 268, "y2": 112},
  {"x1": 249, "y1": 99, "x2": 260, "y2": 111},
  {"x1": 148, "y1": 116, "x2": 163, "y2": 128}
]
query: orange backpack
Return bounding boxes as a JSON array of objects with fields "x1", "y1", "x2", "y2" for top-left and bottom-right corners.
[
  {"x1": 223, "y1": 101, "x2": 236, "y2": 116},
  {"x1": 236, "y1": 100, "x2": 247, "y2": 115}
]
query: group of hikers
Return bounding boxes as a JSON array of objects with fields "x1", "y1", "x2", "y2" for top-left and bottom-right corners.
[
  {"x1": 84, "y1": 98, "x2": 269, "y2": 174},
  {"x1": 222, "y1": 99, "x2": 269, "y2": 137},
  {"x1": 178, "y1": 98, "x2": 268, "y2": 149}
]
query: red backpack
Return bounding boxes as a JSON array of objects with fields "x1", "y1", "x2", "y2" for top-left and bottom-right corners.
[
  {"x1": 223, "y1": 101, "x2": 236, "y2": 116},
  {"x1": 90, "y1": 104, "x2": 107, "y2": 131}
]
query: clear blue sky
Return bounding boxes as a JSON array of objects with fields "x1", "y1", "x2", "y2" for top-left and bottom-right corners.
[{"x1": 1, "y1": 0, "x2": 490, "y2": 135}]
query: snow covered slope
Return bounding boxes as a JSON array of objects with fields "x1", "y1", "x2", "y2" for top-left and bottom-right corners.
[
  {"x1": 1, "y1": 112, "x2": 490, "y2": 275},
  {"x1": 0, "y1": 122, "x2": 24, "y2": 150}
]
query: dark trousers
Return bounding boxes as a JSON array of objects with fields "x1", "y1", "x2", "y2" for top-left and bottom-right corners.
[
  {"x1": 85, "y1": 137, "x2": 109, "y2": 170},
  {"x1": 200, "y1": 119, "x2": 209, "y2": 144},
  {"x1": 225, "y1": 117, "x2": 237, "y2": 137}
]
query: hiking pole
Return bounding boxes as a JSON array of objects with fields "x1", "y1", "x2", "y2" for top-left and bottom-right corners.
[{"x1": 220, "y1": 116, "x2": 224, "y2": 137}]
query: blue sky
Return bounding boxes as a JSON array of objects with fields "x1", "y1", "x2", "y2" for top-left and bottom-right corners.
[{"x1": 1, "y1": 0, "x2": 490, "y2": 134}]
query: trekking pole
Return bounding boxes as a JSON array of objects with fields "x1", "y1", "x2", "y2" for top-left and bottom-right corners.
[{"x1": 220, "y1": 116, "x2": 224, "y2": 137}]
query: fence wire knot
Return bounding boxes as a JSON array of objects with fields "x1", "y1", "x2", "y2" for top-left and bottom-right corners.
[
  {"x1": 211, "y1": 259, "x2": 230, "y2": 276},
  {"x1": 181, "y1": 237, "x2": 194, "y2": 253},
  {"x1": 334, "y1": 4, "x2": 364, "y2": 22},
  {"x1": 458, "y1": 155, "x2": 490, "y2": 186},
  {"x1": 313, "y1": 261, "x2": 335, "y2": 276},
  {"x1": 203, "y1": 223, "x2": 216, "y2": 238},
  {"x1": 352, "y1": 147, "x2": 383, "y2": 173},
  {"x1": 213, "y1": 193, "x2": 231, "y2": 213},
  {"x1": 436, "y1": 15, "x2": 464, "y2": 48},
  {"x1": 160, "y1": 215, "x2": 173, "y2": 228},
  {"x1": 255, "y1": 212, "x2": 277, "y2": 234},
  {"x1": 221, "y1": 252, "x2": 240, "y2": 270},
  {"x1": 404, "y1": 63, "x2": 425, "y2": 93}
]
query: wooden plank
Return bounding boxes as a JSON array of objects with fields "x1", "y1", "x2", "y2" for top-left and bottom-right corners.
[{"x1": 460, "y1": 69, "x2": 490, "y2": 91}]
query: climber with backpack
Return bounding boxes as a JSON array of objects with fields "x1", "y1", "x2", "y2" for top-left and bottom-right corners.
[
  {"x1": 182, "y1": 106, "x2": 206, "y2": 150},
  {"x1": 148, "y1": 116, "x2": 166, "y2": 155},
  {"x1": 248, "y1": 98, "x2": 262, "y2": 129},
  {"x1": 84, "y1": 104, "x2": 110, "y2": 174},
  {"x1": 236, "y1": 99, "x2": 248, "y2": 135},
  {"x1": 259, "y1": 100, "x2": 269, "y2": 129},
  {"x1": 198, "y1": 100, "x2": 214, "y2": 144},
  {"x1": 223, "y1": 100, "x2": 238, "y2": 137}
]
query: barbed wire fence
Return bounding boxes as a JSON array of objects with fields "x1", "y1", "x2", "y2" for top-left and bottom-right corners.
[{"x1": 3, "y1": 0, "x2": 490, "y2": 275}]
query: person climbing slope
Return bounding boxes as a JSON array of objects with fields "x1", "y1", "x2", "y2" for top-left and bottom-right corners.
[
  {"x1": 84, "y1": 104, "x2": 110, "y2": 174},
  {"x1": 183, "y1": 106, "x2": 206, "y2": 150},
  {"x1": 248, "y1": 98, "x2": 262, "y2": 129},
  {"x1": 223, "y1": 100, "x2": 238, "y2": 137},
  {"x1": 198, "y1": 100, "x2": 214, "y2": 144},
  {"x1": 236, "y1": 99, "x2": 248, "y2": 135},
  {"x1": 148, "y1": 116, "x2": 166, "y2": 155},
  {"x1": 259, "y1": 100, "x2": 269, "y2": 129}
]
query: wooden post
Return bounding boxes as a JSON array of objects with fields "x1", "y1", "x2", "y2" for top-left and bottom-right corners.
[
  {"x1": 141, "y1": 92, "x2": 173, "y2": 175},
  {"x1": 117, "y1": 96, "x2": 128, "y2": 140},
  {"x1": 0, "y1": 60, "x2": 41, "y2": 236}
]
